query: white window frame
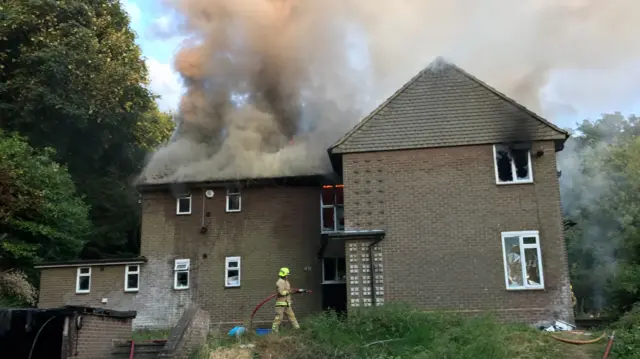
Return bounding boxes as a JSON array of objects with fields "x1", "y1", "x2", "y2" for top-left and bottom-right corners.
[
  {"x1": 124, "y1": 264, "x2": 140, "y2": 292},
  {"x1": 225, "y1": 188, "x2": 241, "y2": 213},
  {"x1": 176, "y1": 194, "x2": 192, "y2": 215},
  {"x1": 173, "y1": 259, "x2": 190, "y2": 290},
  {"x1": 493, "y1": 144, "x2": 534, "y2": 185},
  {"x1": 320, "y1": 185, "x2": 344, "y2": 233},
  {"x1": 224, "y1": 256, "x2": 241, "y2": 288},
  {"x1": 322, "y1": 257, "x2": 346, "y2": 284},
  {"x1": 501, "y1": 230, "x2": 545, "y2": 290},
  {"x1": 75, "y1": 267, "x2": 91, "y2": 294}
]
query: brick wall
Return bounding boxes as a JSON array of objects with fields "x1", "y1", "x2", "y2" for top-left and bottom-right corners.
[
  {"x1": 38, "y1": 265, "x2": 137, "y2": 311},
  {"x1": 73, "y1": 314, "x2": 133, "y2": 359},
  {"x1": 136, "y1": 186, "x2": 323, "y2": 329},
  {"x1": 341, "y1": 141, "x2": 574, "y2": 325}
]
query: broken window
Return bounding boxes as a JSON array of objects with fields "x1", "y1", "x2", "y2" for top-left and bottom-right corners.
[
  {"x1": 225, "y1": 256, "x2": 241, "y2": 287},
  {"x1": 494, "y1": 144, "x2": 532, "y2": 184},
  {"x1": 76, "y1": 267, "x2": 91, "y2": 293},
  {"x1": 176, "y1": 195, "x2": 192, "y2": 215},
  {"x1": 125, "y1": 265, "x2": 140, "y2": 292},
  {"x1": 501, "y1": 231, "x2": 544, "y2": 290},
  {"x1": 323, "y1": 257, "x2": 346, "y2": 283},
  {"x1": 174, "y1": 259, "x2": 190, "y2": 290},
  {"x1": 226, "y1": 187, "x2": 241, "y2": 212},
  {"x1": 321, "y1": 185, "x2": 344, "y2": 232}
]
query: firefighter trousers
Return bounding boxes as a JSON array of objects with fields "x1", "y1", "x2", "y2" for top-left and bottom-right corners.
[{"x1": 272, "y1": 305, "x2": 300, "y2": 332}]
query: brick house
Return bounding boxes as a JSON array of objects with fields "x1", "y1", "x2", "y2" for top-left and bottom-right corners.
[{"x1": 36, "y1": 58, "x2": 574, "y2": 329}]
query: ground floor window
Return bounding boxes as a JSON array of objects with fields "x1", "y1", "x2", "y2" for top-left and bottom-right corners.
[
  {"x1": 225, "y1": 256, "x2": 241, "y2": 287},
  {"x1": 501, "y1": 231, "x2": 544, "y2": 290},
  {"x1": 322, "y1": 257, "x2": 346, "y2": 283}
]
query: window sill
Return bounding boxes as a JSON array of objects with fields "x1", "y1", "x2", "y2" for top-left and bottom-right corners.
[
  {"x1": 173, "y1": 287, "x2": 189, "y2": 291},
  {"x1": 225, "y1": 209, "x2": 241, "y2": 213},
  {"x1": 75, "y1": 291, "x2": 90, "y2": 294},
  {"x1": 505, "y1": 286, "x2": 545, "y2": 291},
  {"x1": 496, "y1": 180, "x2": 534, "y2": 186},
  {"x1": 176, "y1": 212, "x2": 191, "y2": 216},
  {"x1": 224, "y1": 284, "x2": 241, "y2": 288},
  {"x1": 124, "y1": 289, "x2": 139, "y2": 293}
]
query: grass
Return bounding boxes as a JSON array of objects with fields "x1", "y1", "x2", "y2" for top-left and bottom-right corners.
[
  {"x1": 132, "y1": 328, "x2": 171, "y2": 341},
  {"x1": 194, "y1": 304, "x2": 619, "y2": 359}
]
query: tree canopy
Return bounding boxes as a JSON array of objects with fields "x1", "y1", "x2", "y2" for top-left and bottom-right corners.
[
  {"x1": 560, "y1": 112, "x2": 640, "y2": 315},
  {"x1": 0, "y1": 130, "x2": 91, "y2": 305},
  {"x1": 1, "y1": 0, "x2": 174, "y2": 263}
]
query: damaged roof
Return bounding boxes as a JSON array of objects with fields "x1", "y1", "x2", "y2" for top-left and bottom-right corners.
[{"x1": 329, "y1": 57, "x2": 569, "y2": 155}]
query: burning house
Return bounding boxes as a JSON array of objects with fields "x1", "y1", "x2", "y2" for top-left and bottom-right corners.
[{"x1": 36, "y1": 59, "x2": 575, "y2": 330}]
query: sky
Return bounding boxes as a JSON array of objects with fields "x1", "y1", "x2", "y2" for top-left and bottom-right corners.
[{"x1": 122, "y1": 0, "x2": 639, "y2": 131}]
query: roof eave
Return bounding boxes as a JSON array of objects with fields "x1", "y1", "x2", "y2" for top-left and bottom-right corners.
[{"x1": 34, "y1": 257, "x2": 148, "y2": 269}]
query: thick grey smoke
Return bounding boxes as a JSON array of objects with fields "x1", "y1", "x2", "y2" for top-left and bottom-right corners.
[{"x1": 138, "y1": 0, "x2": 640, "y2": 184}]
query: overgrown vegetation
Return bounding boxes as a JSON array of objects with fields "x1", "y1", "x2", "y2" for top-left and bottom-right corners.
[
  {"x1": 560, "y1": 113, "x2": 640, "y2": 316},
  {"x1": 194, "y1": 305, "x2": 613, "y2": 359}
]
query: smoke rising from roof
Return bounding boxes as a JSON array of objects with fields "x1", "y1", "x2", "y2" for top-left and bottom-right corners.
[{"x1": 138, "y1": 0, "x2": 640, "y2": 184}]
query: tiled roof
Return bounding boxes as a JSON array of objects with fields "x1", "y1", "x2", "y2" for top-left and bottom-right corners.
[{"x1": 329, "y1": 57, "x2": 569, "y2": 154}]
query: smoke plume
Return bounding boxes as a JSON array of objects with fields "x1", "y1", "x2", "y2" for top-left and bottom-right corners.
[{"x1": 138, "y1": 0, "x2": 640, "y2": 184}]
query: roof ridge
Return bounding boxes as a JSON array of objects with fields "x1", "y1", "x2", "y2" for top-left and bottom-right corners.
[
  {"x1": 445, "y1": 62, "x2": 569, "y2": 137},
  {"x1": 328, "y1": 61, "x2": 434, "y2": 152}
]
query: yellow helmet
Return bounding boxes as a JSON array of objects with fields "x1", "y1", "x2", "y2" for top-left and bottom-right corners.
[{"x1": 279, "y1": 267, "x2": 290, "y2": 277}]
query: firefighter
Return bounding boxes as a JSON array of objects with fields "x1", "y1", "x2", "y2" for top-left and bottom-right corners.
[{"x1": 272, "y1": 267, "x2": 300, "y2": 333}]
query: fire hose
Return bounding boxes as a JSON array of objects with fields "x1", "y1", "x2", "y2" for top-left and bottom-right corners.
[
  {"x1": 248, "y1": 288, "x2": 312, "y2": 329},
  {"x1": 548, "y1": 330, "x2": 607, "y2": 345}
]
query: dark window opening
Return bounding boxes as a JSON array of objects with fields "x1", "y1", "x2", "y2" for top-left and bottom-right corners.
[
  {"x1": 78, "y1": 276, "x2": 90, "y2": 291},
  {"x1": 323, "y1": 257, "x2": 346, "y2": 282},
  {"x1": 176, "y1": 272, "x2": 189, "y2": 287},
  {"x1": 127, "y1": 274, "x2": 139, "y2": 289},
  {"x1": 321, "y1": 185, "x2": 344, "y2": 232},
  {"x1": 495, "y1": 145, "x2": 531, "y2": 183},
  {"x1": 177, "y1": 196, "x2": 191, "y2": 213},
  {"x1": 226, "y1": 188, "x2": 241, "y2": 212}
]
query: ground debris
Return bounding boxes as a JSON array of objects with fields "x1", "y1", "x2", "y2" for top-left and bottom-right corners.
[{"x1": 209, "y1": 347, "x2": 252, "y2": 359}]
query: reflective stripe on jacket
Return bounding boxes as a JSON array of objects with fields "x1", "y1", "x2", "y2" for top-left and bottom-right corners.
[{"x1": 275, "y1": 278, "x2": 292, "y2": 307}]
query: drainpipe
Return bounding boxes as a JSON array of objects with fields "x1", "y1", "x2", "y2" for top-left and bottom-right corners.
[{"x1": 369, "y1": 235, "x2": 385, "y2": 307}]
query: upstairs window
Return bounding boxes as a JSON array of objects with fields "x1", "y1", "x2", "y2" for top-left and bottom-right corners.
[
  {"x1": 501, "y1": 231, "x2": 544, "y2": 290},
  {"x1": 226, "y1": 187, "x2": 241, "y2": 212},
  {"x1": 124, "y1": 265, "x2": 140, "y2": 292},
  {"x1": 494, "y1": 144, "x2": 533, "y2": 184},
  {"x1": 174, "y1": 259, "x2": 190, "y2": 290},
  {"x1": 176, "y1": 194, "x2": 192, "y2": 215},
  {"x1": 225, "y1": 256, "x2": 241, "y2": 287},
  {"x1": 322, "y1": 257, "x2": 346, "y2": 283},
  {"x1": 76, "y1": 267, "x2": 91, "y2": 294},
  {"x1": 321, "y1": 185, "x2": 344, "y2": 232}
]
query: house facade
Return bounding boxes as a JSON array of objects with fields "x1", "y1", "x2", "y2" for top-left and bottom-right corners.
[{"x1": 36, "y1": 59, "x2": 574, "y2": 330}]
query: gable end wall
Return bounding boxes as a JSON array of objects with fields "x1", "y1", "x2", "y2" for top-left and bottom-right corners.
[{"x1": 341, "y1": 141, "x2": 574, "y2": 325}]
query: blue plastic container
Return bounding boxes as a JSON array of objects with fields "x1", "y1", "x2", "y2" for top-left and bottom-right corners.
[{"x1": 255, "y1": 328, "x2": 271, "y2": 336}]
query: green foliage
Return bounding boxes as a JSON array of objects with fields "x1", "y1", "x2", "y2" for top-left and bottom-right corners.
[
  {"x1": 610, "y1": 303, "x2": 640, "y2": 358},
  {"x1": 561, "y1": 112, "x2": 640, "y2": 314},
  {"x1": 1, "y1": 0, "x2": 174, "y2": 261},
  {"x1": 0, "y1": 131, "x2": 91, "y2": 267}
]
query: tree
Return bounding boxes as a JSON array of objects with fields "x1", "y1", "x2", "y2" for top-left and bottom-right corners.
[
  {"x1": 0, "y1": 130, "x2": 91, "y2": 305},
  {"x1": 560, "y1": 112, "x2": 640, "y2": 315},
  {"x1": 1, "y1": 0, "x2": 174, "y2": 258}
]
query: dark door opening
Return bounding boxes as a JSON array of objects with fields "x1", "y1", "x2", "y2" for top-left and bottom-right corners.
[{"x1": 322, "y1": 283, "x2": 347, "y2": 314}]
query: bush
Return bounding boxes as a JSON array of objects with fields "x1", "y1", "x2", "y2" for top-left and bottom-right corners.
[{"x1": 610, "y1": 304, "x2": 640, "y2": 358}]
